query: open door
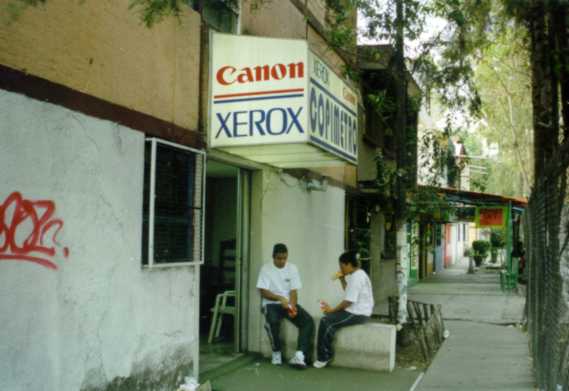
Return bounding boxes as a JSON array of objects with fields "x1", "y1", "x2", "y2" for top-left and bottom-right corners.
[{"x1": 199, "y1": 160, "x2": 250, "y2": 374}]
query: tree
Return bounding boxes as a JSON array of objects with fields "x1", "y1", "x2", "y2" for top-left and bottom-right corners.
[{"x1": 472, "y1": 24, "x2": 533, "y2": 197}]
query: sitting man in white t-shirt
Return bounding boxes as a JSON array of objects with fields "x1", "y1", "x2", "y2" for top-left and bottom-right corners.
[
  {"x1": 256, "y1": 243, "x2": 314, "y2": 368},
  {"x1": 314, "y1": 250, "x2": 374, "y2": 368}
]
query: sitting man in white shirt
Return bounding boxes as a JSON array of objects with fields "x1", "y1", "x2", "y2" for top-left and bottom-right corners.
[
  {"x1": 314, "y1": 250, "x2": 374, "y2": 368},
  {"x1": 256, "y1": 243, "x2": 314, "y2": 368}
]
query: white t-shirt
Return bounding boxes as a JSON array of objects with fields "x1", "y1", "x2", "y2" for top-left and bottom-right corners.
[
  {"x1": 344, "y1": 269, "x2": 374, "y2": 316},
  {"x1": 256, "y1": 262, "x2": 302, "y2": 307}
]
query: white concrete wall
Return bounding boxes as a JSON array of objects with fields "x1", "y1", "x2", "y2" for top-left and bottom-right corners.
[
  {"x1": 456, "y1": 223, "x2": 465, "y2": 265},
  {"x1": 447, "y1": 223, "x2": 471, "y2": 267},
  {"x1": 0, "y1": 91, "x2": 197, "y2": 391},
  {"x1": 450, "y1": 224, "x2": 458, "y2": 266},
  {"x1": 247, "y1": 170, "x2": 346, "y2": 353},
  {"x1": 370, "y1": 213, "x2": 397, "y2": 309}
]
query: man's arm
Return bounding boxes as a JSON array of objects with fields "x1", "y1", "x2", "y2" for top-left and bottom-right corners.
[
  {"x1": 289, "y1": 289, "x2": 298, "y2": 308},
  {"x1": 259, "y1": 288, "x2": 289, "y2": 309},
  {"x1": 323, "y1": 300, "x2": 352, "y2": 314},
  {"x1": 339, "y1": 275, "x2": 347, "y2": 290}
]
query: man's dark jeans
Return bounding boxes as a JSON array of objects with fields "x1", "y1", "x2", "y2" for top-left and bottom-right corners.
[
  {"x1": 316, "y1": 310, "x2": 368, "y2": 362},
  {"x1": 263, "y1": 304, "x2": 315, "y2": 361}
]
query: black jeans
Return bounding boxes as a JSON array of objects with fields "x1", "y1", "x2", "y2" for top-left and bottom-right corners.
[
  {"x1": 316, "y1": 310, "x2": 368, "y2": 362},
  {"x1": 263, "y1": 304, "x2": 315, "y2": 361}
]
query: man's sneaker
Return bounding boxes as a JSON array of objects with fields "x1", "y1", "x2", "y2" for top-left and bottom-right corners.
[
  {"x1": 271, "y1": 351, "x2": 282, "y2": 365},
  {"x1": 313, "y1": 360, "x2": 328, "y2": 369},
  {"x1": 289, "y1": 351, "x2": 307, "y2": 368}
]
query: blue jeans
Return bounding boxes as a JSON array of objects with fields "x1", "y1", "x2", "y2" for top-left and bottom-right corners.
[
  {"x1": 263, "y1": 304, "x2": 315, "y2": 361},
  {"x1": 316, "y1": 310, "x2": 368, "y2": 362}
]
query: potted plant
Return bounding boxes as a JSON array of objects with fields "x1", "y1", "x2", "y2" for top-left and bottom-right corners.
[
  {"x1": 472, "y1": 240, "x2": 490, "y2": 267},
  {"x1": 490, "y1": 229, "x2": 506, "y2": 264}
]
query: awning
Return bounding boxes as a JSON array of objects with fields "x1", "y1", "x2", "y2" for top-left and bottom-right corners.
[{"x1": 420, "y1": 186, "x2": 528, "y2": 208}]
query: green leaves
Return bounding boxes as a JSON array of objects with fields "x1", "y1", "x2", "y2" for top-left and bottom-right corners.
[
  {"x1": 406, "y1": 185, "x2": 455, "y2": 222},
  {"x1": 472, "y1": 239, "x2": 491, "y2": 257},
  {"x1": 447, "y1": 9, "x2": 466, "y2": 27},
  {"x1": 474, "y1": 22, "x2": 532, "y2": 197},
  {"x1": 367, "y1": 91, "x2": 397, "y2": 121},
  {"x1": 2, "y1": 0, "x2": 47, "y2": 24},
  {"x1": 128, "y1": 0, "x2": 184, "y2": 27},
  {"x1": 490, "y1": 229, "x2": 506, "y2": 248}
]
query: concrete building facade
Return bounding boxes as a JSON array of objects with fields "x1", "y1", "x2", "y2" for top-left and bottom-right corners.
[
  {"x1": 1, "y1": 2, "x2": 204, "y2": 390},
  {"x1": 0, "y1": 1, "x2": 414, "y2": 390}
]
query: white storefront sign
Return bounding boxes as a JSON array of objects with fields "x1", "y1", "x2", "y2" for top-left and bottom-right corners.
[
  {"x1": 209, "y1": 32, "x2": 358, "y2": 166},
  {"x1": 308, "y1": 52, "x2": 358, "y2": 164}
]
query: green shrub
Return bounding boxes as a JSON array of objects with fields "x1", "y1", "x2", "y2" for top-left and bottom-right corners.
[
  {"x1": 490, "y1": 230, "x2": 506, "y2": 249},
  {"x1": 472, "y1": 240, "x2": 491, "y2": 258}
]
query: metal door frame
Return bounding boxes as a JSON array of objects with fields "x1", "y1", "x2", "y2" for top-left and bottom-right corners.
[{"x1": 234, "y1": 168, "x2": 251, "y2": 352}]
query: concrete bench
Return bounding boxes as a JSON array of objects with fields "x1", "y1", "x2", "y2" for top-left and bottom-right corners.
[{"x1": 261, "y1": 318, "x2": 396, "y2": 371}]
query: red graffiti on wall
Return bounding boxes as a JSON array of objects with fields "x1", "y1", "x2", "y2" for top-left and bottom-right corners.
[{"x1": 0, "y1": 192, "x2": 69, "y2": 270}]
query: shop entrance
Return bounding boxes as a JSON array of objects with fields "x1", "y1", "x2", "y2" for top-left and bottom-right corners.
[{"x1": 200, "y1": 159, "x2": 250, "y2": 374}]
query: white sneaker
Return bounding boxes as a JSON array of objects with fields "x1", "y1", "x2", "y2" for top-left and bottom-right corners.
[
  {"x1": 288, "y1": 351, "x2": 307, "y2": 368},
  {"x1": 271, "y1": 351, "x2": 282, "y2": 365},
  {"x1": 313, "y1": 360, "x2": 328, "y2": 369}
]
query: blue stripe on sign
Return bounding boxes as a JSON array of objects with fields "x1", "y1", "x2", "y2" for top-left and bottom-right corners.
[
  {"x1": 309, "y1": 78, "x2": 357, "y2": 117},
  {"x1": 214, "y1": 94, "x2": 304, "y2": 104},
  {"x1": 309, "y1": 136, "x2": 357, "y2": 164}
]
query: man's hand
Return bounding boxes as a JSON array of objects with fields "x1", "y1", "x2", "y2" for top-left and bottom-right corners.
[
  {"x1": 288, "y1": 304, "x2": 298, "y2": 318},
  {"x1": 259, "y1": 289, "x2": 290, "y2": 309},
  {"x1": 331, "y1": 271, "x2": 344, "y2": 280},
  {"x1": 320, "y1": 301, "x2": 332, "y2": 313},
  {"x1": 322, "y1": 300, "x2": 352, "y2": 314}
]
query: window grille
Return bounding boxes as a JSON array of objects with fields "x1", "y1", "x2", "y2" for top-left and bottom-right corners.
[{"x1": 142, "y1": 138, "x2": 206, "y2": 266}]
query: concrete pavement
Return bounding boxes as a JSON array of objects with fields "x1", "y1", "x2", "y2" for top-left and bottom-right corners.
[
  {"x1": 409, "y1": 265, "x2": 525, "y2": 324},
  {"x1": 417, "y1": 320, "x2": 534, "y2": 390},
  {"x1": 411, "y1": 265, "x2": 535, "y2": 390},
  {"x1": 201, "y1": 356, "x2": 421, "y2": 391}
]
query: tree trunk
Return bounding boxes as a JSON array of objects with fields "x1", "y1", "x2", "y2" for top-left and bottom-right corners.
[
  {"x1": 395, "y1": 0, "x2": 407, "y2": 219},
  {"x1": 529, "y1": 1, "x2": 553, "y2": 182}
]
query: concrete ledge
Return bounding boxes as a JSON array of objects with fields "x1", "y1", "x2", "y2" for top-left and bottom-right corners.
[
  {"x1": 260, "y1": 319, "x2": 396, "y2": 372},
  {"x1": 333, "y1": 322, "x2": 396, "y2": 372}
]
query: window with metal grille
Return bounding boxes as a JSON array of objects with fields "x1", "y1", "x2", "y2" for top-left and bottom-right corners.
[{"x1": 142, "y1": 138, "x2": 205, "y2": 266}]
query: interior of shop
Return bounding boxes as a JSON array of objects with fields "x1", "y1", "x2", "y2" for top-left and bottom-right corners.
[{"x1": 199, "y1": 159, "x2": 241, "y2": 374}]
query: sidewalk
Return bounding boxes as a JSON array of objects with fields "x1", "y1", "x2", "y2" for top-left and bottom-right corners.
[
  {"x1": 201, "y1": 354, "x2": 421, "y2": 391},
  {"x1": 408, "y1": 264, "x2": 524, "y2": 324},
  {"x1": 411, "y1": 265, "x2": 535, "y2": 390}
]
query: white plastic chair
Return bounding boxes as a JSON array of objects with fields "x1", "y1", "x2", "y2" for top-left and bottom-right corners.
[{"x1": 208, "y1": 290, "x2": 236, "y2": 343}]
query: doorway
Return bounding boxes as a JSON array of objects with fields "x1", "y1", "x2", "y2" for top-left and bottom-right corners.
[{"x1": 199, "y1": 159, "x2": 250, "y2": 374}]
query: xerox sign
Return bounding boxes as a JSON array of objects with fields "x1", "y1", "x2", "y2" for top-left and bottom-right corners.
[
  {"x1": 210, "y1": 33, "x2": 308, "y2": 147},
  {"x1": 209, "y1": 32, "x2": 358, "y2": 165}
]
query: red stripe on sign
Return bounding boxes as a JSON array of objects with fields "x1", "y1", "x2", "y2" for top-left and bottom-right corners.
[{"x1": 214, "y1": 88, "x2": 305, "y2": 99}]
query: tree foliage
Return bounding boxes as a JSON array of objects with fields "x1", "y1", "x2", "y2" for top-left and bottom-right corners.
[
  {"x1": 3, "y1": 0, "x2": 245, "y2": 27},
  {"x1": 128, "y1": 0, "x2": 188, "y2": 27},
  {"x1": 328, "y1": 0, "x2": 506, "y2": 118},
  {"x1": 473, "y1": 24, "x2": 533, "y2": 197},
  {"x1": 327, "y1": 0, "x2": 551, "y2": 199}
]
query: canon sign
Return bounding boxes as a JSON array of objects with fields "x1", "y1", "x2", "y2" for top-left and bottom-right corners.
[
  {"x1": 216, "y1": 62, "x2": 305, "y2": 85},
  {"x1": 209, "y1": 33, "x2": 357, "y2": 165}
]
